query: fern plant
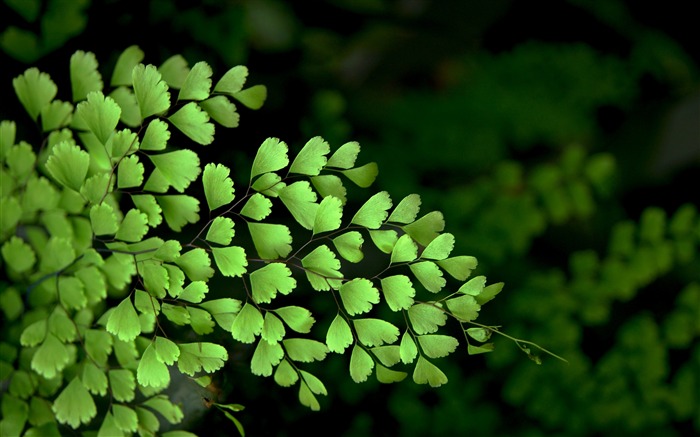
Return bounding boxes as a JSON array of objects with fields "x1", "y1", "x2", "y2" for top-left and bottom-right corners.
[{"x1": 0, "y1": 45, "x2": 559, "y2": 436}]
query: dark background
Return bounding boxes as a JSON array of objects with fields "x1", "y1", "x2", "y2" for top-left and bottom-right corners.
[{"x1": 2, "y1": 0, "x2": 699, "y2": 436}]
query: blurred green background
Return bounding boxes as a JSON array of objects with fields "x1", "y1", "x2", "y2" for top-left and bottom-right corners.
[{"x1": 2, "y1": 0, "x2": 699, "y2": 436}]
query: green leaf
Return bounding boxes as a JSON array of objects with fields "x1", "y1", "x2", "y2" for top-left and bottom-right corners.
[
  {"x1": 157, "y1": 195, "x2": 200, "y2": 232},
  {"x1": 70, "y1": 50, "x2": 103, "y2": 102},
  {"x1": 387, "y1": 194, "x2": 421, "y2": 224},
  {"x1": 45, "y1": 141, "x2": 89, "y2": 191},
  {"x1": 202, "y1": 163, "x2": 234, "y2": 210},
  {"x1": 132, "y1": 64, "x2": 171, "y2": 120},
  {"x1": 232, "y1": 84, "x2": 267, "y2": 110},
  {"x1": 200, "y1": 96, "x2": 239, "y2": 127},
  {"x1": 251, "y1": 339, "x2": 284, "y2": 376},
  {"x1": 48, "y1": 308, "x2": 77, "y2": 342},
  {"x1": 333, "y1": 231, "x2": 364, "y2": 263},
  {"x1": 206, "y1": 217, "x2": 235, "y2": 245},
  {"x1": 231, "y1": 303, "x2": 263, "y2": 343},
  {"x1": 371, "y1": 345, "x2": 401, "y2": 367},
  {"x1": 115, "y1": 209, "x2": 148, "y2": 242},
  {"x1": 212, "y1": 246, "x2": 247, "y2": 277},
  {"x1": 75, "y1": 91, "x2": 120, "y2": 145},
  {"x1": 162, "y1": 303, "x2": 190, "y2": 325},
  {"x1": 326, "y1": 314, "x2": 353, "y2": 353},
  {"x1": 437, "y1": 256, "x2": 478, "y2": 281},
  {"x1": 445, "y1": 295, "x2": 480, "y2": 322},
  {"x1": 475, "y1": 282, "x2": 504, "y2": 306},
  {"x1": 52, "y1": 377, "x2": 96, "y2": 429},
  {"x1": 413, "y1": 356, "x2": 448, "y2": 387},
  {"x1": 421, "y1": 233, "x2": 455, "y2": 260},
  {"x1": 301, "y1": 245, "x2": 343, "y2": 291},
  {"x1": 381, "y1": 275, "x2": 416, "y2": 311},
  {"x1": 311, "y1": 174, "x2": 347, "y2": 204},
  {"x1": 149, "y1": 150, "x2": 200, "y2": 193},
  {"x1": 326, "y1": 141, "x2": 360, "y2": 169},
  {"x1": 80, "y1": 173, "x2": 111, "y2": 205},
  {"x1": 408, "y1": 303, "x2": 447, "y2": 334},
  {"x1": 142, "y1": 395, "x2": 183, "y2": 425},
  {"x1": 159, "y1": 54, "x2": 189, "y2": 88},
  {"x1": 132, "y1": 194, "x2": 162, "y2": 227},
  {"x1": 250, "y1": 262, "x2": 296, "y2": 304},
  {"x1": 376, "y1": 364, "x2": 408, "y2": 384},
  {"x1": 313, "y1": 196, "x2": 343, "y2": 235},
  {"x1": 111, "y1": 45, "x2": 145, "y2": 86},
  {"x1": 341, "y1": 162, "x2": 378, "y2": 188},
  {"x1": 467, "y1": 343, "x2": 495, "y2": 355},
  {"x1": 58, "y1": 276, "x2": 87, "y2": 309},
  {"x1": 89, "y1": 204, "x2": 118, "y2": 236},
  {"x1": 349, "y1": 345, "x2": 374, "y2": 383},
  {"x1": 250, "y1": 137, "x2": 289, "y2": 180},
  {"x1": 390, "y1": 234, "x2": 418, "y2": 264},
  {"x1": 369, "y1": 229, "x2": 399, "y2": 253},
  {"x1": 299, "y1": 371, "x2": 326, "y2": 404},
  {"x1": 177, "y1": 343, "x2": 228, "y2": 376},
  {"x1": 41, "y1": 100, "x2": 73, "y2": 132},
  {"x1": 402, "y1": 211, "x2": 445, "y2": 246},
  {"x1": 6, "y1": 142, "x2": 36, "y2": 182},
  {"x1": 400, "y1": 331, "x2": 418, "y2": 364},
  {"x1": 354, "y1": 318, "x2": 400, "y2": 347},
  {"x1": 20, "y1": 320, "x2": 46, "y2": 347},
  {"x1": 188, "y1": 307, "x2": 215, "y2": 335},
  {"x1": 261, "y1": 312, "x2": 285, "y2": 344},
  {"x1": 112, "y1": 404, "x2": 138, "y2": 433},
  {"x1": 85, "y1": 329, "x2": 113, "y2": 366},
  {"x1": 140, "y1": 119, "x2": 170, "y2": 151},
  {"x1": 140, "y1": 260, "x2": 169, "y2": 298},
  {"x1": 135, "y1": 406, "x2": 160, "y2": 435},
  {"x1": 108, "y1": 370, "x2": 135, "y2": 402},
  {"x1": 110, "y1": 129, "x2": 139, "y2": 158},
  {"x1": 40, "y1": 236, "x2": 76, "y2": 272},
  {"x1": 274, "y1": 306, "x2": 315, "y2": 334},
  {"x1": 457, "y1": 275, "x2": 486, "y2": 296},
  {"x1": 178, "y1": 61, "x2": 212, "y2": 101},
  {"x1": 251, "y1": 172, "x2": 285, "y2": 196},
  {"x1": 289, "y1": 136, "x2": 330, "y2": 176},
  {"x1": 240, "y1": 193, "x2": 272, "y2": 220},
  {"x1": 274, "y1": 359, "x2": 298, "y2": 387},
  {"x1": 106, "y1": 296, "x2": 141, "y2": 341},
  {"x1": 466, "y1": 328, "x2": 492, "y2": 343},
  {"x1": 2, "y1": 236, "x2": 36, "y2": 273},
  {"x1": 1, "y1": 120, "x2": 16, "y2": 159},
  {"x1": 351, "y1": 191, "x2": 392, "y2": 229},
  {"x1": 283, "y1": 338, "x2": 328, "y2": 362},
  {"x1": 279, "y1": 181, "x2": 319, "y2": 230},
  {"x1": 13, "y1": 67, "x2": 57, "y2": 121},
  {"x1": 339, "y1": 278, "x2": 380, "y2": 315},
  {"x1": 417, "y1": 335, "x2": 459, "y2": 359},
  {"x1": 110, "y1": 87, "x2": 141, "y2": 127},
  {"x1": 199, "y1": 298, "x2": 242, "y2": 333},
  {"x1": 82, "y1": 361, "x2": 108, "y2": 396},
  {"x1": 168, "y1": 102, "x2": 215, "y2": 145},
  {"x1": 214, "y1": 65, "x2": 248, "y2": 94},
  {"x1": 409, "y1": 261, "x2": 446, "y2": 293},
  {"x1": 154, "y1": 336, "x2": 180, "y2": 365},
  {"x1": 118, "y1": 155, "x2": 144, "y2": 188},
  {"x1": 31, "y1": 333, "x2": 69, "y2": 378},
  {"x1": 248, "y1": 223, "x2": 292, "y2": 259}
]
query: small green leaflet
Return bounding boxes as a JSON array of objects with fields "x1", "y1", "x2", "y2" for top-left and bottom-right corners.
[
  {"x1": 232, "y1": 84, "x2": 267, "y2": 110},
  {"x1": 178, "y1": 61, "x2": 212, "y2": 101},
  {"x1": 417, "y1": 335, "x2": 459, "y2": 359},
  {"x1": 390, "y1": 234, "x2": 418, "y2": 264},
  {"x1": 157, "y1": 194, "x2": 200, "y2": 232},
  {"x1": 409, "y1": 261, "x2": 446, "y2": 293},
  {"x1": 85, "y1": 329, "x2": 113, "y2": 365},
  {"x1": 376, "y1": 364, "x2": 408, "y2": 384},
  {"x1": 155, "y1": 336, "x2": 180, "y2": 365},
  {"x1": 249, "y1": 262, "x2": 296, "y2": 304},
  {"x1": 284, "y1": 339, "x2": 329, "y2": 363},
  {"x1": 380, "y1": 275, "x2": 415, "y2": 311},
  {"x1": 387, "y1": 194, "x2": 421, "y2": 224},
  {"x1": 326, "y1": 314, "x2": 353, "y2": 353},
  {"x1": 115, "y1": 209, "x2": 148, "y2": 242},
  {"x1": 177, "y1": 342, "x2": 228, "y2": 376},
  {"x1": 466, "y1": 327, "x2": 492, "y2": 343},
  {"x1": 231, "y1": 303, "x2": 263, "y2": 343},
  {"x1": 137, "y1": 343, "x2": 170, "y2": 389},
  {"x1": 413, "y1": 356, "x2": 448, "y2": 387},
  {"x1": 274, "y1": 306, "x2": 315, "y2": 334},
  {"x1": 112, "y1": 404, "x2": 138, "y2": 434},
  {"x1": 372, "y1": 345, "x2": 401, "y2": 367},
  {"x1": 339, "y1": 278, "x2": 379, "y2": 315},
  {"x1": 49, "y1": 308, "x2": 77, "y2": 342},
  {"x1": 407, "y1": 303, "x2": 447, "y2": 334},
  {"x1": 298, "y1": 371, "x2": 326, "y2": 411},
  {"x1": 333, "y1": 231, "x2": 364, "y2": 263},
  {"x1": 445, "y1": 295, "x2": 480, "y2": 322},
  {"x1": 118, "y1": 155, "x2": 144, "y2": 188},
  {"x1": 467, "y1": 343, "x2": 495, "y2": 355},
  {"x1": 109, "y1": 369, "x2": 136, "y2": 402},
  {"x1": 31, "y1": 333, "x2": 69, "y2": 378},
  {"x1": 248, "y1": 223, "x2": 292, "y2": 259},
  {"x1": 251, "y1": 339, "x2": 284, "y2": 376},
  {"x1": 301, "y1": 245, "x2": 343, "y2": 291},
  {"x1": 189, "y1": 307, "x2": 215, "y2": 335},
  {"x1": 311, "y1": 174, "x2": 347, "y2": 204},
  {"x1": 250, "y1": 137, "x2": 289, "y2": 180},
  {"x1": 20, "y1": 320, "x2": 46, "y2": 347},
  {"x1": 70, "y1": 50, "x2": 103, "y2": 102},
  {"x1": 136, "y1": 406, "x2": 160, "y2": 435},
  {"x1": 206, "y1": 217, "x2": 235, "y2": 245},
  {"x1": 251, "y1": 172, "x2": 285, "y2": 196},
  {"x1": 199, "y1": 298, "x2": 242, "y2": 333},
  {"x1": 168, "y1": 102, "x2": 215, "y2": 145},
  {"x1": 400, "y1": 331, "x2": 418, "y2": 364},
  {"x1": 475, "y1": 282, "x2": 504, "y2": 306},
  {"x1": 2, "y1": 236, "x2": 36, "y2": 273},
  {"x1": 7, "y1": 142, "x2": 36, "y2": 182},
  {"x1": 142, "y1": 395, "x2": 184, "y2": 424},
  {"x1": 111, "y1": 45, "x2": 145, "y2": 86},
  {"x1": 106, "y1": 296, "x2": 141, "y2": 341},
  {"x1": 279, "y1": 181, "x2": 319, "y2": 230},
  {"x1": 140, "y1": 260, "x2": 169, "y2": 298},
  {"x1": 402, "y1": 211, "x2": 445, "y2": 246},
  {"x1": 110, "y1": 87, "x2": 141, "y2": 127},
  {"x1": 178, "y1": 281, "x2": 208, "y2": 303},
  {"x1": 313, "y1": 196, "x2": 343, "y2": 235},
  {"x1": 58, "y1": 276, "x2": 87, "y2": 309},
  {"x1": 262, "y1": 312, "x2": 285, "y2": 343},
  {"x1": 140, "y1": 119, "x2": 170, "y2": 151},
  {"x1": 289, "y1": 136, "x2": 330, "y2": 176},
  {"x1": 40, "y1": 236, "x2": 76, "y2": 272},
  {"x1": 351, "y1": 191, "x2": 392, "y2": 229},
  {"x1": 132, "y1": 63, "x2": 171, "y2": 120},
  {"x1": 369, "y1": 229, "x2": 398, "y2": 253},
  {"x1": 457, "y1": 275, "x2": 486, "y2": 296},
  {"x1": 353, "y1": 318, "x2": 399, "y2": 347},
  {"x1": 212, "y1": 246, "x2": 247, "y2": 277},
  {"x1": 110, "y1": 129, "x2": 139, "y2": 158},
  {"x1": 326, "y1": 141, "x2": 360, "y2": 169},
  {"x1": 275, "y1": 359, "x2": 298, "y2": 387},
  {"x1": 52, "y1": 377, "x2": 96, "y2": 429},
  {"x1": 341, "y1": 162, "x2": 378, "y2": 188},
  {"x1": 349, "y1": 345, "x2": 374, "y2": 383},
  {"x1": 240, "y1": 193, "x2": 272, "y2": 220},
  {"x1": 13, "y1": 67, "x2": 57, "y2": 121},
  {"x1": 436, "y1": 256, "x2": 477, "y2": 281},
  {"x1": 149, "y1": 150, "x2": 200, "y2": 193},
  {"x1": 41, "y1": 100, "x2": 74, "y2": 132},
  {"x1": 421, "y1": 233, "x2": 455, "y2": 260},
  {"x1": 214, "y1": 65, "x2": 248, "y2": 94},
  {"x1": 45, "y1": 141, "x2": 89, "y2": 192},
  {"x1": 202, "y1": 163, "x2": 235, "y2": 210},
  {"x1": 162, "y1": 302, "x2": 190, "y2": 325},
  {"x1": 200, "y1": 95, "x2": 239, "y2": 127},
  {"x1": 159, "y1": 54, "x2": 189, "y2": 88}
]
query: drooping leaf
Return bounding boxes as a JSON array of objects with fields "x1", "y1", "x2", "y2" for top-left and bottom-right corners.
[
  {"x1": 369, "y1": 229, "x2": 398, "y2": 253},
  {"x1": 445, "y1": 295, "x2": 480, "y2": 322},
  {"x1": 326, "y1": 314, "x2": 353, "y2": 353},
  {"x1": 390, "y1": 234, "x2": 418, "y2": 264},
  {"x1": 313, "y1": 196, "x2": 343, "y2": 235},
  {"x1": 250, "y1": 137, "x2": 289, "y2": 180},
  {"x1": 332, "y1": 231, "x2": 364, "y2": 263},
  {"x1": 421, "y1": 233, "x2": 455, "y2": 260},
  {"x1": 200, "y1": 95, "x2": 239, "y2": 128},
  {"x1": 475, "y1": 282, "x2": 504, "y2": 306},
  {"x1": 250, "y1": 339, "x2": 284, "y2": 377},
  {"x1": 52, "y1": 377, "x2": 96, "y2": 429},
  {"x1": 274, "y1": 306, "x2": 315, "y2": 334},
  {"x1": 13, "y1": 67, "x2": 57, "y2": 121},
  {"x1": 177, "y1": 343, "x2": 228, "y2": 376},
  {"x1": 115, "y1": 209, "x2": 148, "y2": 242},
  {"x1": 407, "y1": 303, "x2": 447, "y2": 335},
  {"x1": 132, "y1": 64, "x2": 171, "y2": 120},
  {"x1": 351, "y1": 191, "x2": 392, "y2": 229},
  {"x1": 149, "y1": 150, "x2": 200, "y2": 193},
  {"x1": 283, "y1": 338, "x2": 329, "y2": 363},
  {"x1": 349, "y1": 345, "x2": 374, "y2": 383},
  {"x1": 111, "y1": 45, "x2": 145, "y2": 86},
  {"x1": 74, "y1": 91, "x2": 120, "y2": 145},
  {"x1": 341, "y1": 162, "x2": 378, "y2": 188},
  {"x1": 326, "y1": 141, "x2": 360, "y2": 169},
  {"x1": 289, "y1": 136, "x2": 330, "y2": 176},
  {"x1": 230, "y1": 303, "x2": 264, "y2": 343},
  {"x1": 301, "y1": 245, "x2": 343, "y2": 291},
  {"x1": 409, "y1": 261, "x2": 446, "y2": 293},
  {"x1": 117, "y1": 155, "x2": 144, "y2": 188},
  {"x1": 232, "y1": 84, "x2": 267, "y2": 109},
  {"x1": 353, "y1": 318, "x2": 400, "y2": 347},
  {"x1": 240, "y1": 193, "x2": 272, "y2": 220},
  {"x1": 106, "y1": 296, "x2": 141, "y2": 341},
  {"x1": 168, "y1": 102, "x2": 215, "y2": 145},
  {"x1": 436, "y1": 256, "x2": 478, "y2": 281},
  {"x1": 412, "y1": 356, "x2": 448, "y2": 387},
  {"x1": 157, "y1": 195, "x2": 200, "y2": 232},
  {"x1": 417, "y1": 335, "x2": 459, "y2": 359},
  {"x1": 311, "y1": 174, "x2": 347, "y2": 204},
  {"x1": 45, "y1": 141, "x2": 89, "y2": 191},
  {"x1": 381, "y1": 275, "x2": 416, "y2": 311},
  {"x1": 205, "y1": 217, "x2": 235, "y2": 246},
  {"x1": 70, "y1": 50, "x2": 103, "y2": 102},
  {"x1": 467, "y1": 343, "x2": 495, "y2": 355},
  {"x1": 249, "y1": 262, "x2": 296, "y2": 304},
  {"x1": 248, "y1": 223, "x2": 292, "y2": 260},
  {"x1": 140, "y1": 119, "x2": 170, "y2": 151},
  {"x1": 402, "y1": 211, "x2": 445, "y2": 246},
  {"x1": 214, "y1": 65, "x2": 248, "y2": 94},
  {"x1": 279, "y1": 181, "x2": 319, "y2": 230},
  {"x1": 212, "y1": 246, "x2": 247, "y2": 277},
  {"x1": 274, "y1": 359, "x2": 298, "y2": 387},
  {"x1": 339, "y1": 278, "x2": 380, "y2": 315},
  {"x1": 202, "y1": 163, "x2": 234, "y2": 210},
  {"x1": 178, "y1": 61, "x2": 212, "y2": 101},
  {"x1": 387, "y1": 194, "x2": 421, "y2": 224}
]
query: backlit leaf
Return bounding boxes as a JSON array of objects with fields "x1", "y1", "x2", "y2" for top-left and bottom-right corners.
[
  {"x1": 162, "y1": 303, "x2": 190, "y2": 325},
  {"x1": 417, "y1": 335, "x2": 459, "y2": 359},
  {"x1": 132, "y1": 194, "x2": 162, "y2": 227},
  {"x1": 109, "y1": 369, "x2": 135, "y2": 402},
  {"x1": 313, "y1": 196, "x2": 343, "y2": 235},
  {"x1": 111, "y1": 45, "x2": 145, "y2": 86},
  {"x1": 13, "y1": 67, "x2": 57, "y2": 121},
  {"x1": 251, "y1": 339, "x2": 284, "y2": 376},
  {"x1": 467, "y1": 343, "x2": 495, "y2": 355},
  {"x1": 70, "y1": 50, "x2": 103, "y2": 102},
  {"x1": 381, "y1": 275, "x2": 416, "y2": 311},
  {"x1": 326, "y1": 141, "x2": 360, "y2": 169},
  {"x1": 205, "y1": 217, "x2": 234, "y2": 246},
  {"x1": 45, "y1": 141, "x2": 89, "y2": 191},
  {"x1": 371, "y1": 345, "x2": 401, "y2": 367},
  {"x1": 250, "y1": 137, "x2": 289, "y2": 180},
  {"x1": 232, "y1": 84, "x2": 267, "y2": 109},
  {"x1": 409, "y1": 261, "x2": 446, "y2": 292},
  {"x1": 31, "y1": 333, "x2": 69, "y2": 378},
  {"x1": 274, "y1": 306, "x2": 315, "y2": 334},
  {"x1": 376, "y1": 364, "x2": 408, "y2": 384},
  {"x1": 402, "y1": 211, "x2": 445, "y2": 246},
  {"x1": 279, "y1": 181, "x2": 319, "y2": 230},
  {"x1": 178, "y1": 61, "x2": 212, "y2": 101},
  {"x1": 90, "y1": 203, "x2": 118, "y2": 236},
  {"x1": 341, "y1": 162, "x2": 378, "y2": 188},
  {"x1": 251, "y1": 172, "x2": 285, "y2": 196},
  {"x1": 132, "y1": 64, "x2": 171, "y2": 120},
  {"x1": 142, "y1": 395, "x2": 183, "y2": 424},
  {"x1": 140, "y1": 260, "x2": 169, "y2": 298},
  {"x1": 421, "y1": 233, "x2": 455, "y2": 260},
  {"x1": 112, "y1": 404, "x2": 138, "y2": 433},
  {"x1": 311, "y1": 174, "x2": 347, "y2": 204},
  {"x1": 159, "y1": 54, "x2": 189, "y2": 88},
  {"x1": 117, "y1": 155, "x2": 144, "y2": 188},
  {"x1": 168, "y1": 102, "x2": 214, "y2": 145},
  {"x1": 157, "y1": 195, "x2": 200, "y2": 232},
  {"x1": 214, "y1": 65, "x2": 248, "y2": 94},
  {"x1": 231, "y1": 303, "x2": 263, "y2": 343},
  {"x1": 349, "y1": 345, "x2": 374, "y2": 383},
  {"x1": 110, "y1": 86, "x2": 141, "y2": 127},
  {"x1": 326, "y1": 314, "x2": 353, "y2": 353},
  {"x1": 369, "y1": 229, "x2": 398, "y2": 253},
  {"x1": 212, "y1": 246, "x2": 247, "y2": 277},
  {"x1": 106, "y1": 296, "x2": 141, "y2": 341},
  {"x1": 2, "y1": 236, "x2": 36, "y2": 273},
  {"x1": 52, "y1": 377, "x2": 96, "y2": 428},
  {"x1": 466, "y1": 327, "x2": 492, "y2": 343},
  {"x1": 351, "y1": 191, "x2": 392, "y2": 229},
  {"x1": 261, "y1": 312, "x2": 285, "y2": 344},
  {"x1": 274, "y1": 359, "x2": 298, "y2": 387},
  {"x1": 475, "y1": 282, "x2": 504, "y2": 306},
  {"x1": 240, "y1": 193, "x2": 272, "y2": 220},
  {"x1": 408, "y1": 303, "x2": 447, "y2": 334},
  {"x1": 339, "y1": 278, "x2": 379, "y2": 316},
  {"x1": 400, "y1": 331, "x2": 418, "y2": 364},
  {"x1": 140, "y1": 119, "x2": 170, "y2": 151},
  {"x1": 387, "y1": 194, "x2": 421, "y2": 224},
  {"x1": 199, "y1": 298, "x2": 242, "y2": 333},
  {"x1": 202, "y1": 163, "x2": 234, "y2": 210},
  {"x1": 301, "y1": 245, "x2": 343, "y2": 291},
  {"x1": 154, "y1": 336, "x2": 180, "y2": 365},
  {"x1": 115, "y1": 209, "x2": 148, "y2": 242},
  {"x1": 177, "y1": 343, "x2": 228, "y2": 376},
  {"x1": 390, "y1": 234, "x2": 418, "y2": 264},
  {"x1": 85, "y1": 329, "x2": 113, "y2": 366},
  {"x1": 445, "y1": 295, "x2": 480, "y2": 322},
  {"x1": 283, "y1": 338, "x2": 328, "y2": 362},
  {"x1": 149, "y1": 150, "x2": 200, "y2": 193},
  {"x1": 58, "y1": 276, "x2": 86, "y2": 309},
  {"x1": 40, "y1": 236, "x2": 76, "y2": 272},
  {"x1": 41, "y1": 100, "x2": 73, "y2": 132},
  {"x1": 20, "y1": 320, "x2": 46, "y2": 347},
  {"x1": 111, "y1": 129, "x2": 139, "y2": 158},
  {"x1": 437, "y1": 256, "x2": 478, "y2": 281},
  {"x1": 333, "y1": 231, "x2": 364, "y2": 263},
  {"x1": 354, "y1": 318, "x2": 400, "y2": 347},
  {"x1": 413, "y1": 356, "x2": 448, "y2": 387},
  {"x1": 135, "y1": 406, "x2": 160, "y2": 435},
  {"x1": 248, "y1": 223, "x2": 292, "y2": 259},
  {"x1": 457, "y1": 275, "x2": 486, "y2": 296},
  {"x1": 250, "y1": 262, "x2": 296, "y2": 304},
  {"x1": 289, "y1": 136, "x2": 330, "y2": 176},
  {"x1": 82, "y1": 361, "x2": 107, "y2": 396},
  {"x1": 75, "y1": 92, "x2": 120, "y2": 145},
  {"x1": 188, "y1": 307, "x2": 215, "y2": 335},
  {"x1": 200, "y1": 95, "x2": 239, "y2": 128}
]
